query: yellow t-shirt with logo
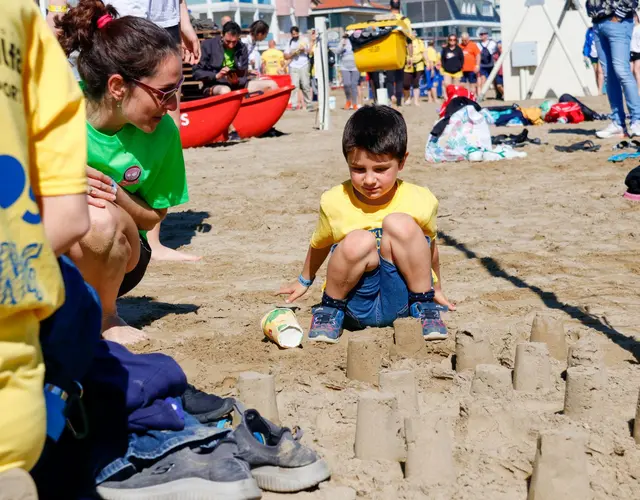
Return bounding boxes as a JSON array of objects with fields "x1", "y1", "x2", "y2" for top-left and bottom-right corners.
[
  {"x1": 0, "y1": 0, "x2": 87, "y2": 472},
  {"x1": 405, "y1": 38, "x2": 426, "y2": 72},
  {"x1": 426, "y1": 46, "x2": 441, "y2": 64},
  {"x1": 262, "y1": 48, "x2": 285, "y2": 75}
]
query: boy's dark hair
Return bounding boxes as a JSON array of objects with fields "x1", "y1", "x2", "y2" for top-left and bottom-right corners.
[
  {"x1": 223, "y1": 21, "x2": 242, "y2": 37},
  {"x1": 342, "y1": 105, "x2": 407, "y2": 161},
  {"x1": 250, "y1": 20, "x2": 269, "y2": 38},
  {"x1": 56, "y1": 0, "x2": 180, "y2": 103},
  {"x1": 290, "y1": 26, "x2": 300, "y2": 34}
]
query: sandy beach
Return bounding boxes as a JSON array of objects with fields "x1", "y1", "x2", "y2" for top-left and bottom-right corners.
[{"x1": 120, "y1": 93, "x2": 640, "y2": 499}]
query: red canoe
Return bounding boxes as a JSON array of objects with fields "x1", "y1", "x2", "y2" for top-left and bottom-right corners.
[
  {"x1": 266, "y1": 74, "x2": 292, "y2": 88},
  {"x1": 231, "y1": 85, "x2": 295, "y2": 139},
  {"x1": 179, "y1": 89, "x2": 247, "y2": 148}
]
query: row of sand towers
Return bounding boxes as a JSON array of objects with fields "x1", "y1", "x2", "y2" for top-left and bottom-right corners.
[{"x1": 234, "y1": 314, "x2": 640, "y2": 498}]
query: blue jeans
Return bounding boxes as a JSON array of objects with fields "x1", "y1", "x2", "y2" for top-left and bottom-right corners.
[{"x1": 594, "y1": 17, "x2": 640, "y2": 125}]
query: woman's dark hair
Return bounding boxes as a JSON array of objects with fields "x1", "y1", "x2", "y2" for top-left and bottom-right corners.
[
  {"x1": 249, "y1": 20, "x2": 269, "y2": 38},
  {"x1": 223, "y1": 21, "x2": 242, "y2": 37},
  {"x1": 56, "y1": 0, "x2": 180, "y2": 101},
  {"x1": 342, "y1": 105, "x2": 407, "y2": 161}
]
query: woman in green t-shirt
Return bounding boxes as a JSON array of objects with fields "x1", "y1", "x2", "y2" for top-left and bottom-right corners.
[{"x1": 56, "y1": 0, "x2": 189, "y2": 345}]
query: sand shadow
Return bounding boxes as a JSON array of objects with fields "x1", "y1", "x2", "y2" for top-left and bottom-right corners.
[
  {"x1": 117, "y1": 296, "x2": 199, "y2": 329},
  {"x1": 548, "y1": 128, "x2": 598, "y2": 137},
  {"x1": 159, "y1": 210, "x2": 211, "y2": 250},
  {"x1": 439, "y1": 231, "x2": 640, "y2": 362}
]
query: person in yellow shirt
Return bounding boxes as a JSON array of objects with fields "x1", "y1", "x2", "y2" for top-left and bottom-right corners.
[
  {"x1": 403, "y1": 34, "x2": 427, "y2": 106},
  {"x1": 261, "y1": 40, "x2": 286, "y2": 75},
  {"x1": 278, "y1": 106, "x2": 454, "y2": 344},
  {"x1": 0, "y1": 0, "x2": 90, "y2": 492}
]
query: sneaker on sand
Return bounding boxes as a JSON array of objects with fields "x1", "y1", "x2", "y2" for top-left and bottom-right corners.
[
  {"x1": 410, "y1": 301, "x2": 448, "y2": 340},
  {"x1": 596, "y1": 122, "x2": 625, "y2": 139},
  {"x1": 308, "y1": 305, "x2": 344, "y2": 343},
  {"x1": 233, "y1": 407, "x2": 330, "y2": 492},
  {"x1": 630, "y1": 122, "x2": 640, "y2": 138},
  {"x1": 0, "y1": 468, "x2": 38, "y2": 500},
  {"x1": 97, "y1": 443, "x2": 261, "y2": 500}
]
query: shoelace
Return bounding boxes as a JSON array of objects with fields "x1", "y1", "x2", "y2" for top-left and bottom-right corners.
[{"x1": 312, "y1": 311, "x2": 337, "y2": 328}]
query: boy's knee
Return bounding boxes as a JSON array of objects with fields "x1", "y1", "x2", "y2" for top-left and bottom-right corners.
[
  {"x1": 382, "y1": 213, "x2": 420, "y2": 238},
  {"x1": 338, "y1": 230, "x2": 377, "y2": 261}
]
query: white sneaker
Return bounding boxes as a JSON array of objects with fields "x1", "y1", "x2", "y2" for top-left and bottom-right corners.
[
  {"x1": 630, "y1": 122, "x2": 640, "y2": 137},
  {"x1": 596, "y1": 122, "x2": 625, "y2": 139}
]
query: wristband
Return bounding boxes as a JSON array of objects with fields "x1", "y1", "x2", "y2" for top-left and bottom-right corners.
[
  {"x1": 48, "y1": 5, "x2": 69, "y2": 13},
  {"x1": 298, "y1": 274, "x2": 314, "y2": 288}
]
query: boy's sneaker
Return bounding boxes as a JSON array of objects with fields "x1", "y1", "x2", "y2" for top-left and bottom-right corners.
[
  {"x1": 596, "y1": 122, "x2": 625, "y2": 139},
  {"x1": 97, "y1": 443, "x2": 262, "y2": 500},
  {"x1": 308, "y1": 306, "x2": 344, "y2": 343},
  {"x1": 233, "y1": 406, "x2": 331, "y2": 492},
  {"x1": 0, "y1": 468, "x2": 38, "y2": 500},
  {"x1": 410, "y1": 301, "x2": 448, "y2": 340},
  {"x1": 630, "y1": 121, "x2": 640, "y2": 138}
]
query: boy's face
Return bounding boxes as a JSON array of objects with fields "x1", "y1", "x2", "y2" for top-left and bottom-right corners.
[{"x1": 347, "y1": 148, "x2": 406, "y2": 205}]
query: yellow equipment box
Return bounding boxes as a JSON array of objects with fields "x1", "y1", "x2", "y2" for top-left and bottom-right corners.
[{"x1": 346, "y1": 18, "x2": 412, "y2": 72}]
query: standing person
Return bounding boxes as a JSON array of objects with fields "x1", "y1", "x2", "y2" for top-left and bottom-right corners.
[
  {"x1": 1, "y1": 0, "x2": 90, "y2": 491},
  {"x1": 588, "y1": 0, "x2": 640, "y2": 138},
  {"x1": 403, "y1": 33, "x2": 427, "y2": 106},
  {"x1": 48, "y1": 0, "x2": 202, "y2": 263},
  {"x1": 584, "y1": 26, "x2": 605, "y2": 94},
  {"x1": 441, "y1": 33, "x2": 464, "y2": 85},
  {"x1": 424, "y1": 38, "x2": 441, "y2": 102},
  {"x1": 493, "y1": 40, "x2": 504, "y2": 100},
  {"x1": 631, "y1": 13, "x2": 640, "y2": 94},
  {"x1": 56, "y1": 0, "x2": 191, "y2": 345},
  {"x1": 460, "y1": 32, "x2": 480, "y2": 94},
  {"x1": 285, "y1": 26, "x2": 313, "y2": 111},
  {"x1": 337, "y1": 33, "x2": 359, "y2": 110},
  {"x1": 477, "y1": 27, "x2": 497, "y2": 93},
  {"x1": 262, "y1": 40, "x2": 286, "y2": 75}
]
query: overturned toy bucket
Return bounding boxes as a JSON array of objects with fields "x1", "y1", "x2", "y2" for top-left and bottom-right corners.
[{"x1": 261, "y1": 308, "x2": 304, "y2": 348}]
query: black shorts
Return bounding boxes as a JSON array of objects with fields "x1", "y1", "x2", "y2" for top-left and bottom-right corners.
[
  {"x1": 631, "y1": 51, "x2": 640, "y2": 62},
  {"x1": 403, "y1": 70, "x2": 423, "y2": 90},
  {"x1": 118, "y1": 235, "x2": 152, "y2": 297},
  {"x1": 165, "y1": 24, "x2": 181, "y2": 46}
]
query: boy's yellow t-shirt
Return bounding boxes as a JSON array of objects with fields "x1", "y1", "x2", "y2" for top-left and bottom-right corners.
[
  {"x1": 310, "y1": 180, "x2": 438, "y2": 249},
  {"x1": 0, "y1": 0, "x2": 87, "y2": 471},
  {"x1": 262, "y1": 48, "x2": 285, "y2": 75}
]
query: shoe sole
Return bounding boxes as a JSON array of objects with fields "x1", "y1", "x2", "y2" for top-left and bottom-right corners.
[
  {"x1": 97, "y1": 478, "x2": 262, "y2": 500},
  {"x1": 308, "y1": 334, "x2": 340, "y2": 344},
  {"x1": 251, "y1": 459, "x2": 331, "y2": 493},
  {"x1": 0, "y1": 469, "x2": 38, "y2": 500},
  {"x1": 423, "y1": 332, "x2": 448, "y2": 341}
]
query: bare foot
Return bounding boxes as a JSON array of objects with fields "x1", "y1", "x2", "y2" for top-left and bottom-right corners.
[
  {"x1": 102, "y1": 315, "x2": 148, "y2": 345},
  {"x1": 150, "y1": 244, "x2": 202, "y2": 262}
]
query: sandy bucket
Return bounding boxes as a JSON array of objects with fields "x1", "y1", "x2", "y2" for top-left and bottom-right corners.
[{"x1": 261, "y1": 308, "x2": 304, "y2": 348}]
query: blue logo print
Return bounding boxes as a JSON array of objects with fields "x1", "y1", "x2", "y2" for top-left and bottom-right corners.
[{"x1": 0, "y1": 155, "x2": 41, "y2": 224}]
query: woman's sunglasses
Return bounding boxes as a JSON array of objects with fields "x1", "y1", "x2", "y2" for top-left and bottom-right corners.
[{"x1": 132, "y1": 76, "x2": 185, "y2": 105}]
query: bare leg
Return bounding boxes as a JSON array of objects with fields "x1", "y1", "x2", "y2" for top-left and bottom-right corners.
[
  {"x1": 379, "y1": 213, "x2": 432, "y2": 293},
  {"x1": 324, "y1": 230, "x2": 379, "y2": 300},
  {"x1": 68, "y1": 203, "x2": 147, "y2": 345},
  {"x1": 247, "y1": 79, "x2": 278, "y2": 93},
  {"x1": 596, "y1": 64, "x2": 604, "y2": 95}
]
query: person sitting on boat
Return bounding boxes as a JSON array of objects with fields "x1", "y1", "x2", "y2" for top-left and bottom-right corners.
[{"x1": 193, "y1": 21, "x2": 277, "y2": 96}]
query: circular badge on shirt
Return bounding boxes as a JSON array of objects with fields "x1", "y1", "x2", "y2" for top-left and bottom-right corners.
[{"x1": 123, "y1": 166, "x2": 141, "y2": 184}]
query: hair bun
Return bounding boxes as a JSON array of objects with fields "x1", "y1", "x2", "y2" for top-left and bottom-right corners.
[{"x1": 56, "y1": 0, "x2": 119, "y2": 55}]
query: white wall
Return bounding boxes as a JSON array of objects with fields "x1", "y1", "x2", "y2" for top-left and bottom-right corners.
[{"x1": 501, "y1": 0, "x2": 597, "y2": 100}]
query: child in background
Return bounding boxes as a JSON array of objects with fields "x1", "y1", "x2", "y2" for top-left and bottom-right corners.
[
  {"x1": 278, "y1": 106, "x2": 454, "y2": 343},
  {"x1": 1, "y1": 0, "x2": 90, "y2": 491}
]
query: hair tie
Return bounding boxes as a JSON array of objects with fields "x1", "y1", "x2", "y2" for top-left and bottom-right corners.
[{"x1": 97, "y1": 14, "x2": 113, "y2": 29}]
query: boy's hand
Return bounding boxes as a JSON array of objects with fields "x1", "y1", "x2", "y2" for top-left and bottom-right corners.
[
  {"x1": 434, "y1": 287, "x2": 456, "y2": 311},
  {"x1": 277, "y1": 281, "x2": 309, "y2": 304}
]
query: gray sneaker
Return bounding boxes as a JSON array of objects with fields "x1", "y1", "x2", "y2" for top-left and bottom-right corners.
[
  {"x1": 97, "y1": 443, "x2": 262, "y2": 500},
  {"x1": 232, "y1": 406, "x2": 331, "y2": 492}
]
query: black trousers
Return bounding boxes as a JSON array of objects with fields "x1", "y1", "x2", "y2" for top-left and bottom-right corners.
[{"x1": 385, "y1": 69, "x2": 404, "y2": 106}]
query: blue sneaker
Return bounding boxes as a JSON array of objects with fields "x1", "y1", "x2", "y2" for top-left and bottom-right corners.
[
  {"x1": 410, "y1": 301, "x2": 448, "y2": 340},
  {"x1": 308, "y1": 306, "x2": 345, "y2": 344}
]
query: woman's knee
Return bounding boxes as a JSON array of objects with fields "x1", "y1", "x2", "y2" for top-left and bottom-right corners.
[
  {"x1": 382, "y1": 213, "x2": 421, "y2": 238},
  {"x1": 337, "y1": 230, "x2": 377, "y2": 262},
  {"x1": 81, "y1": 204, "x2": 132, "y2": 262}
]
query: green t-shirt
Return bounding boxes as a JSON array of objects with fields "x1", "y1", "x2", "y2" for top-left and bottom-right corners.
[
  {"x1": 223, "y1": 48, "x2": 236, "y2": 69},
  {"x1": 86, "y1": 115, "x2": 189, "y2": 210}
]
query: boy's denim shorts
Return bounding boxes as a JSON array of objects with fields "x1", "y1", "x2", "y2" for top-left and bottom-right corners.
[{"x1": 344, "y1": 255, "x2": 410, "y2": 330}]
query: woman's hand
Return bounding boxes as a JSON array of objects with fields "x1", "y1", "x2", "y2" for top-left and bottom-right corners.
[
  {"x1": 86, "y1": 166, "x2": 117, "y2": 208},
  {"x1": 276, "y1": 281, "x2": 309, "y2": 304}
]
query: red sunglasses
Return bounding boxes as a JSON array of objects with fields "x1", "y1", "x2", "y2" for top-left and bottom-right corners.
[{"x1": 132, "y1": 76, "x2": 184, "y2": 105}]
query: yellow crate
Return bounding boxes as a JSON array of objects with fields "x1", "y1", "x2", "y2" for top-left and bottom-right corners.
[{"x1": 346, "y1": 19, "x2": 411, "y2": 72}]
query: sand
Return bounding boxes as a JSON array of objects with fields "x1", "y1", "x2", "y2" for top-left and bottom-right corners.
[{"x1": 120, "y1": 93, "x2": 640, "y2": 499}]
